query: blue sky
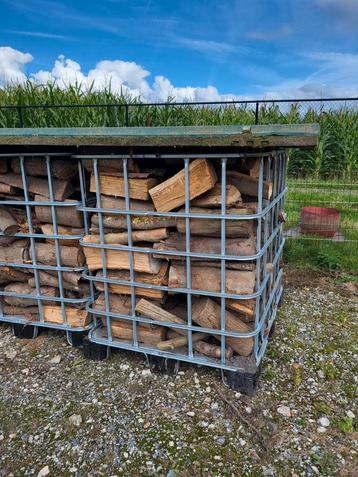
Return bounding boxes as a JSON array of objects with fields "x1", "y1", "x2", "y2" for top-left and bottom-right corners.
[{"x1": 0, "y1": 0, "x2": 357, "y2": 100}]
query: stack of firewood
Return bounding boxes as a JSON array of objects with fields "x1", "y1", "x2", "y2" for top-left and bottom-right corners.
[
  {"x1": 83, "y1": 157, "x2": 273, "y2": 360},
  {"x1": 0, "y1": 157, "x2": 90, "y2": 327}
]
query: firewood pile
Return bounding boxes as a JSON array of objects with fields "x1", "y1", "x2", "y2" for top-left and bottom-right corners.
[
  {"x1": 83, "y1": 156, "x2": 273, "y2": 361},
  {"x1": 0, "y1": 157, "x2": 90, "y2": 328}
]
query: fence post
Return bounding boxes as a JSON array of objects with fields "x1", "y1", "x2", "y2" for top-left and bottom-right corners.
[
  {"x1": 125, "y1": 104, "x2": 129, "y2": 126},
  {"x1": 255, "y1": 101, "x2": 259, "y2": 125},
  {"x1": 17, "y1": 106, "x2": 24, "y2": 127}
]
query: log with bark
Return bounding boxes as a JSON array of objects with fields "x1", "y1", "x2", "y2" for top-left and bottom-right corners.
[
  {"x1": 34, "y1": 195, "x2": 84, "y2": 228},
  {"x1": 168, "y1": 264, "x2": 256, "y2": 295},
  {"x1": 192, "y1": 297, "x2": 254, "y2": 356},
  {"x1": 94, "y1": 262, "x2": 168, "y2": 300},
  {"x1": 29, "y1": 243, "x2": 85, "y2": 267},
  {"x1": 28, "y1": 270, "x2": 89, "y2": 293},
  {"x1": 135, "y1": 299, "x2": 234, "y2": 359},
  {"x1": 11, "y1": 157, "x2": 77, "y2": 180},
  {"x1": 153, "y1": 232, "x2": 256, "y2": 259},
  {"x1": 90, "y1": 172, "x2": 159, "y2": 200},
  {"x1": 149, "y1": 158, "x2": 217, "y2": 212},
  {"x1": 0, "y1": 267, "x2": 29, "y2": 285},
  {"x1": 83, "y1": 158, "x2": 139, "y2": 173},
  {"x1": 176, "y1": 207, "x2": 254, "y2": 238},
  {"x1": 83, "y1": 244, "x2": 162, "y2": 274},
  {"x1": 185, "y1": 260, "x2": 255, "y2": 271},
  {"x1": 0, "y1": 173, "x2": 74, "y2": 200},
  {"x1": 40, "y1": 224, "x2": 84, "y2": 247},
  {"x1": 3, "y1": 283, "x2": 58, "y2": 307},
  {"x1": 0, "y1": 159, "x2": 7, "y2": 174},
  {"x1": 45, "y1": 269, "x2": 83, "y2": 287},
  {"x1": 102, "y1": 319, "x2": 166, "y2": 345},
  {"x1": 0, "y1": 207, "x2": 19, "y2": 244},
  {"x1": 191, "y1": 183, "x2": 241, "y2": 208},
  {"x1": 0, "y1": 241, "x2": 29, "y2": 263},
  {"x1": 227, "y1": 171, "x2": 272, "y2": 199},
  {"x1": 91, "y1": 214, "x2": 176, "y2": 231},
  {"x1": 99, "y1": 194, "x2": 154, "y2": 213},
  {"x1": 83, "y1": 228, "x2": 169, "y2": 245}
]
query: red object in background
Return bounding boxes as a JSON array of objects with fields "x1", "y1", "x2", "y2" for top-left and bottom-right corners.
[{"x1": 300, "y1": 206, "x2": 340, "y2": 238}]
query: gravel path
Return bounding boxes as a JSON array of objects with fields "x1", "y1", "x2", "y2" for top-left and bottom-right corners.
[{"x1": 0, "y1": 268, "x2": 357, "y2": 477}]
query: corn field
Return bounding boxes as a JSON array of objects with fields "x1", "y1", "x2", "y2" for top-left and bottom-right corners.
[{"x1": 0, "y1": 82, "x2": 357, "y2": 179}]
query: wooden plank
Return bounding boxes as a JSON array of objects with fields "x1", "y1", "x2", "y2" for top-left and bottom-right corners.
[
  {"x1": 168, "y1": 264, "x2": 256, "y2": 295},
  {"x1": 191, "y1": 183, "x2": 241, "y2": 208},
  {"x1": 83, "y1": 245, "x2": 162, "y2": 273},
  {"x1": 90, "y1": 172, "x2": 159, "y2": 200},
  {"x1": 0, "y1": 173, "x2": 74, "y2": 200},
  {"x1": 192, "y1": 297, "x2": 254, "y2": 356},
  {"x1": 149, "y1": 158, "x2": 217, "y2": 212}
]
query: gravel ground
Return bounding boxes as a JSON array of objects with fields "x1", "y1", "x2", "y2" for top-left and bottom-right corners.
[{"x1": 0, "y1": 267, "x2": 357, "y2": 477}]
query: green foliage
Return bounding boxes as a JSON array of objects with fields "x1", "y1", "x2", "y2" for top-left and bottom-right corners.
[
  {"x1": 316, "y1": 250, "x2": 342, "y2": 270},
  {"x1": 337, "y1": 417, "x2": 354, "y2": 433},
  {"x1": 0, "y1": 82, "x2": 357, "y2": 178}
]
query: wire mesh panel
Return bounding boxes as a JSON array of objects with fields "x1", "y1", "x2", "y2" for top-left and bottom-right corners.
[
  {"x1": 78, "y1": 151, "x2": 287, "y2": 373},
  {"x1": 0, "y1": 153, "x2": 91, "y2": 335}
]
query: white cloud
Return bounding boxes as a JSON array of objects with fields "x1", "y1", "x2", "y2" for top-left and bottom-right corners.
[
  {"x1": 0, "y1": 46, "x2": 33, "y2": 86},
  {"x1": 248, "y1": 25, "x2": 292, "y2": 41}
]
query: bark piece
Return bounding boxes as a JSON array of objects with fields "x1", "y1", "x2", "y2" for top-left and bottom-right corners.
[
  {"x1": 227, "y1": 171, "x2": 272, "y2": 199},
  {"x1": 11, "y1": 157, "x2": 77, "y2": 180},
  {"x1": 192, "y1": 297, "x2": 254, "y2": 356},
  {"x1": 149, "y1": 158, "x2": 217, "y2": 212},
  {"x1": 168, "y1": 264, "x2": 256, "y2": 295},
  {"x1": 90, "y1": 172, "x2": 159, "y2": 200},
  {"x1": 29, "y1": 243, "x2": 85, "y2": 267},
  {"x1": 176, "y1": 207, "x2": 253, "y2": 238},
  {"x1": 83, "y1": 245, "x2": 162, "y2": 273},
  {"x1": 0, "y1": 173, "x2": 74, "y2": 200},
  {"x1": 35, "y1": 195, "x2": 83, "y2": 228},
  {"x1": 191, "y1": 183, "x2": 241, "y2": 208}
]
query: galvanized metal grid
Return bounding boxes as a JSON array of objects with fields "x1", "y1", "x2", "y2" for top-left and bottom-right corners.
[
  {"x1": 0, "y1": 153, "x2": 91, "y2": 332},
  {"x1": 78, "y1": 151, "x2": 287, "y2": 371}
]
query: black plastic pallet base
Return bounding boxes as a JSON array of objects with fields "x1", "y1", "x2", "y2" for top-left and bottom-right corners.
[
  {"x1": 83, "y1": 338, "x2": 110, "y2": 361},
  {"x1": 67, "y1": 331, "x2": 87, "y2": 347},
  {"x1": 223, "y1": 356, "x2": 261, "y2": 396},
  {"x1": 148, "y1": 355, "x2": 180, "y2": 375},
  {"x1": 12, "y1": 323, "x2": 38, "y2": 339}
]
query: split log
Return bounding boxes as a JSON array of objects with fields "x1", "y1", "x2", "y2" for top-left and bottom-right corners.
[
  {"x1": 82, "y1": 158, "x2": 139, "y2": 173},
  {"x1": 40, "y1": 224, "x2": 84, "y2": 247},
  {"x1": 168, "y1": 265, "x2": 256, "y2": 295},
  {"x1": 11, "y1": 157, "x2": 77, "y2": 180},
  {"x1": 29, "y1": 243, "x2": 85, "y2": 267},
  {"x1": 0, "y1": 173, "x2": 74, "y2": 201},
  {"x1": 34, "y1": 195, "x2": 83, "y2": 228},
  {"x1": 227, "y1": 171, "x2": 272, "y2": 199},
  {"x1": 103, "y1": 319, "x2": 166, "y2": 345},
  {"x1": 136, "y1": 299, "x2": 234, "y2": 359},
  {"x1": 153, "y1": 233, "x2": 256, "y2": 259},
  {"x1": 176, "y1": 207, "x2": 254, "y2": 238},
  {"x1": 187, "y1": 260, "x2": 255, "y2": 271},
  {"x1": 83, "y1": 245, "x2": 162, "y2": 274},
  {"x1": 94, "y1": 262, "x2": 168, "y2": 300},
  {"x1": 90, "y1": 172, "x2": 159, "y2": 200},
  {"x1": 149, "y1": 158, "x2": 217, "y2": 212},
  {"x1": 91, "y1": 214, "x2": 176, "y2": 231},
  {"x1": 191, "y1": 183, "x2": 241, "y2": 208},
  {"x1": 45, "y1": 269, "x2": 82, "y2": 287},
  {"x1": 0, "y1": 183, "x2": 16, "y2": 194},
  {"x1": 28, "y1": 270, "x2": 88, "y2": 293},
  {"x1": 0, "y1": 160, "x2": 7, "y2": 174},
  {"x1": 3, "y1": 284, "x2": 58, "y2": 307},
  {"x1": 93, "y1": 293, "x2": 133, "y2": 314},
  {"x1": 2, "y1": 305, "x2": 90, "y2": 327},
  {"x1": 99, "y1": 195, "x2": 154, "y2": 212},
  {"x1": 192, "y1": 297, "x2": 254, "y2": 356},
  {"x1": 157, "y1": 331, "x2": 208, "y2": 350},
  {"x1": 0, "y1": 267, "x2": 29, "y2": 285},
  {"x1": 83, "y1": 228, "x2": 169, "y2": 245},
  {"x1": 0, "y1": 243, "x2": 29, "y2": 263},
  {"x1": 225, "y1": 299, "x2": 255, "y2": 319},
  {"x1": 0, "y1": 207, "x2": 19, "y2": 244}
]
